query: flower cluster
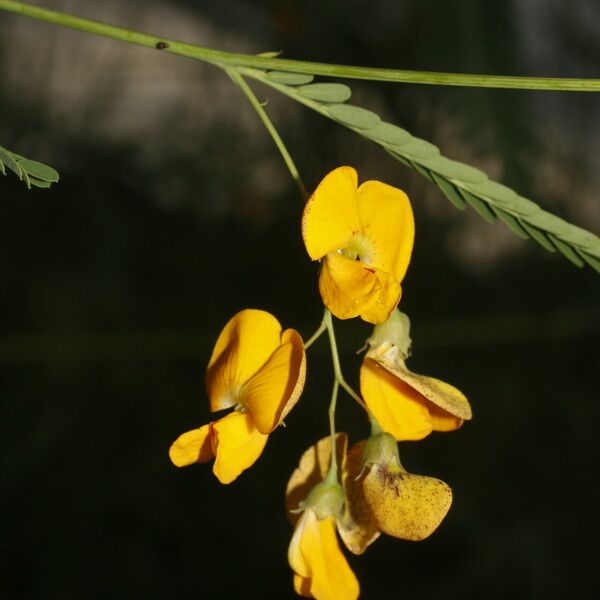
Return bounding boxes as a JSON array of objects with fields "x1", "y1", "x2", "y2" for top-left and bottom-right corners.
[{"x1": 169, "y1": 166, "x2": 472, "y2": 599}]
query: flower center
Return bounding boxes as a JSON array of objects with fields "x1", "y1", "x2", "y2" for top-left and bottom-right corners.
[{"x1": 342, "y1": 234, "x2": 374, "y2": 264}]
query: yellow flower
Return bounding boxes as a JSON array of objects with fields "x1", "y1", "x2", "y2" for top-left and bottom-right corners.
[
  {"x1": 286, "y1": 435, "x2": 359, "y2": 600},
  {"x1": 302, "y1": 166, "x2": 414, "y2": 324},
  {"x1": 169, "y1": 309, "x2": 306, "y2": 484},
  {"x1": 338, "y1": 431, "x2": 453, "y2": 555},
  {"x1": 360, "y1": 310, "x2": 472, "y2": 441}
]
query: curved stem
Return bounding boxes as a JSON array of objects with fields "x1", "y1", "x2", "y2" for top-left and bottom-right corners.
[
  {"x1": 227, "y1": 68, "x2": 308, "y2": 199},
  {"x1": 323, "y1": 310, "x2": 369, "y2": 414},
  {"x1": 2, "y1": 1, "x2": 600, "y2": 91},
  {"x1": 303, "y1": 316, "x2": 327, "y2": 350}
]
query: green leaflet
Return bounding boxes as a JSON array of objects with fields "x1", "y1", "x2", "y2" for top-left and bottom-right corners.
[
  {"x1": 551, "y1": 236, "x2": 585, "y2": 267},
  {"x1": 461, "y1": 190, "x2": 497, "y2": 223},
  {"x1": 0, "y1": 144, "x2": 59, "y2": 189},
  {"x1": 0, "y1": 146, "x2": 22, "y2": 177},
  {"x1": 430, "y1": 172, "x2": 466, "y2": 210},
  {"x1": 15, "y1": 157, "x2": 59, "y2": 182},
  {"x1": 465, "y1": 180, "x2": 520, "y2": 211},
  {"x1": 420, "y1": 156, "x2": 487, "y2": 183},
  {"x1": 367, "y1": 122, "x2": 412, "y2": 146},
  {"x1": 327, "y1": 104, "x2": 381, "y2": 129},
  {"x1": 265, "y1": 71, "x2": 314, "y2": 85},
  {"x1": 296, "y1": 83, "x2": 352, "y2": 103},
  {"x1": 578, "y1": 251, "x2": 600, "y2": 273},
  {"x1": 256, "y1": 51, "x2": 282, "y2": 58},
  {"x1": 398, "y1": 138, "x2": 440, "y2": 159},
  {"x1": 520, "y1": 221, "x2": 556, "y2": 252},
  {"x1": 493, "y1": 208, "x2": 530, "y2": 240}
]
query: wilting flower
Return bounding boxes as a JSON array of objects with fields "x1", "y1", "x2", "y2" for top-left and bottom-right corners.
[
  {"x1": 169, "y1": 309, "x2": 305, "y2": 483},
  {"x1": 338, "y1": 429, "x2": 453, "y2": 555},
  {"x1": 302, "y1": 166, "x2": 414, "y2": 324},
  {"x1": 287, "y1": 435, "x2": 359, "y2": 600},
  {"x1": 360, "y1": 310, "x2": 472, "y2": 441}
]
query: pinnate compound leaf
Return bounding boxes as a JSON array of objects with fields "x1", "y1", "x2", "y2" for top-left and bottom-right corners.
[
  {"x1": 246, "y1": 68, "x2": 600, "y2": 271},
  {"x1": 0, "y1": 144, "x2": 59, "y2": 189},
  {"x1": 297, "y1": 83, "x2": 352, "y2": 102}
]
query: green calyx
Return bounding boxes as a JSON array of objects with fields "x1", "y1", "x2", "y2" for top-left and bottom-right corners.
[
  {"x1": 362, "y1": 429, "x2": 402, "y2": 470},
  {"x1": 367, "y1": 309, "x2": 412, "y2": 360},
  {"x1": 300, "y1": 472, "x2": 344, "y2": 520}
]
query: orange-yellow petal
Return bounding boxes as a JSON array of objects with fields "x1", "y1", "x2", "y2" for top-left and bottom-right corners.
[
  {"x1": 318, "y1": 253, "x2": 381, "y2": 320},
  {"x1": 288, "y1": 510, "x2": 359, "y2": 600},
  {"x1": 358, "y1": 269, "x2": 401, "y2": 324},
  {"x1": 362, "y1": 462, "x2": 452, "y2": 541},
  {"x1": 360, "y1": 357, "x2": 434, "y2": 441},
  {"x1": 242, "y1": 328, "x2": 306, "y2": 434},
  {"x1": 211, "y1": 411, "x2": 268, "y2": 484},
  {"x1": 378, "y1": 362, "x2": 472, "y2": 421},
  {"x1": 293, "y1": 574, "x2": 313, "y2": 598},
  {"x1": 356, "y1": 179, "x2": 414, "y2": 282},
  {"x1": 206, "y1": 309, "x2": 282, "y2": 412},
  {"x1": 168, "y1": 424, "x2": 214, "y2": 467},
  {"x1": 302, "y1": 166, "x2": 361, "y2": 260}
]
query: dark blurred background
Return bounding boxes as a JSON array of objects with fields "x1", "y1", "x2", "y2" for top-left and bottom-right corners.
[{"x1": 1, "y1": 1, "x2": 599, "y2": 598}]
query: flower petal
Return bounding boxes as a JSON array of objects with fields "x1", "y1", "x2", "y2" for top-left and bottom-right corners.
[
  {"x1": 337, "y1": 442, "x2": 381, "y2": 555},
  {"x1": 358, "y1": 269, "x2": 401, "y2": 324},
  {"x1": 206, "y1": 309, "x2": 282, "y2": 412},
  {"x1": 211, "y1": 411, "x2": 268, "y2": 484},
  {"x1": 293, "y1": 574, "x2": 313, "y2": 598},
  {"x1": 241, "y1": 328, "x2": 306, "y2": 434},
  {"x1": 318, "y1": 253, "x2": 381, "y2": 320},
  {"x1": 362, "y1": 462, "x2": 452, "y2": 541},
  {"x1": 356, "y1": 179, "x2": 414, "y2": 282},
  {"x1": 286, "y1": 434, "x2": 348, "y2": 524},
  {"x1": 302, "y1": 166, "x2": 361, "y2": 260},
  {"x1": 360, "y1": 357, "x2": 434, "y2": 441},
  {"x1": 168, "y1": 424, "x2": 214, "y2": 467},
  {"x1": 380, "y1": 363, "x2": 472, "y2": 421},
  {"x1": 289, "y1": 510, "x2": 359, "y2": 600}
]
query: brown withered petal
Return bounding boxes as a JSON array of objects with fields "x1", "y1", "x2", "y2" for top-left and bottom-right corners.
[
  {"x1": 286, "y1": 434, "x2": 348, "y2": 525},
  {"x1": 337, "y1": 441, "x2": 381, "y2": 555}
]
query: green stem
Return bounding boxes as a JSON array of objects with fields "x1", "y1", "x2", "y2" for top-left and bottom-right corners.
[
  {"x1": 304, "y1": 316, "x2": 327, "y2": 350},
  {"x1": 2, "y1": 0, "x2": 600, "y2": 91},
  {"x1": 226, "y1": 68, "x2": 308, "y2": 199},
  {"x1": 323, "y1": 310, "x2": 369, "y2": 413},
  {"x1": 328, "y1": 379, "x2": 340, "y2": 472}
]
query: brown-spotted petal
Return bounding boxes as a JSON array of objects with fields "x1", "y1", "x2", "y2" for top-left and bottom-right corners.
[
  {"x1": 337, "y1": 441, "x2": 381, "y2": 555},
  {"x1": 363, "y1": 462, "x2": 452, "y2": 541}
]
